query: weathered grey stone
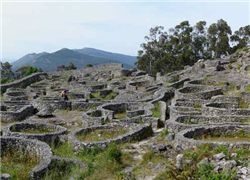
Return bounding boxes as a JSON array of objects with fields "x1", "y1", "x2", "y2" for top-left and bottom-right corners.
[{"x1": 176, "y1": 154, "x2": 184, "y2": 170}]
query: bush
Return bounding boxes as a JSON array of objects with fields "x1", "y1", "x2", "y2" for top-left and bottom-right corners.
[
  {"x1": 16, "y1": 66, "x2": 41, "y2": 77},
  {"x1": 0, "y1": 78, "x2": 13, "y2": 84},
  {"x1": 86, "y1": 64, "x2": 93, "y2": 67},
  {"x1": 106, "y1": 144, "x2": 122, "y2": 162}
]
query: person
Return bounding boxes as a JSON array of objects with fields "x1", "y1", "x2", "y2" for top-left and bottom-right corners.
[{"x1": 60, "y1": 90, "x2": 68, "y2": 101}]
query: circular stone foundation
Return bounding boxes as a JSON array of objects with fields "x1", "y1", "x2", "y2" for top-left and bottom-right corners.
[
  {"x1": 202, "y1": 102, "x2": 250, "y2": 116},
  {"x1": 0, "y1": 136, "x2": 52, "y2": 179},
  {"x1": 69, "y1": 123, "x2": 153, "y2": 149},
  {"x1": 166, "y1": 115, "x2": 250, "y2": 133},
  {"x1": 4, "y1": 122, "x2": 67, "y2": 144},
  {"x1": 176, "y1": 125, "x2": 250, "y2": 149},
  {"x1": 176, "y1": 85, "x2": 223, "y2": 100}
]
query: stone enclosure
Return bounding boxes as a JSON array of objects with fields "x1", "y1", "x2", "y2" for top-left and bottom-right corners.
[{"x1": 1, "y1": 55, "x2": 250, "y2": 179}]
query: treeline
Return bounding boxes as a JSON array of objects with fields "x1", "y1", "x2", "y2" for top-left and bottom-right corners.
[
  {"x1": 0, "y1": 62, "x2": 42, "y2": 84},
  {"x1": 136, "y1": 19, "x2": 250, "y2": 75}
]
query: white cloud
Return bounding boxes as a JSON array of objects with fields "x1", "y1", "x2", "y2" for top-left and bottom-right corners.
[{"x1": 2, "y1": 1, "x2": 249, "y2": 60}]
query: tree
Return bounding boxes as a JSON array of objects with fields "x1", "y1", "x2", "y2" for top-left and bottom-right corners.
[
  {"x1": 86, "y1": 64, "x2": 93, "y2": 67},
  {"x1": 137, "y1": 19, "x2": 248, "y2": 75},
  {"x1": 0, "y1": 62, "x2": 14, "y2": 79},
  {"x1": 231, "y1": 25, "x2": 250, "y2": 53},
  {"x1": 57, "y1": 63, "x2": 77, "y2": 71},
  {"x1": 16, "y1": 65, "x2": 41, "y2": 77},
  {"x1": 67, "y1": 62, "x2": 77, "y2": 70},
  {"x1": 208, "y1": 19, "x2": 232, "y2": 58},
  {"x1": 192, "y1": 21, "x2": 211, "y2": 59}
]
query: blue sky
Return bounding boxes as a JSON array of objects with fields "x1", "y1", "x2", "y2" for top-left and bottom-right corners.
[{"x1": 2, "y1": 1, "x2": 250, "y2": 61}]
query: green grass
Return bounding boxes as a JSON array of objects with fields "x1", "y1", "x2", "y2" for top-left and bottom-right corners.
[
  {"x1": 206, "y1": 81, "x2": 225, "y2": 87},
  {"x1": 152, "y1": 102, "x2": 161, "y2": 118},
  {"x1": 133, "y1": 150, "x2": 167, "y2": 179},
  {"x1": 239, "y1": 99, "x2": 250, "y2": 109},
  {"x1": 1, "y1": 150, "x2": 39, "y2": 180},
  {"x1": 155, "y1": 129, "x2": 169, "y2": 143},
  {"x1": 42, "y1": 160, "x2": 83, "y2": 180},
  {"x1": 181, "y1": 118, "x2": 198, "y2": 124},
  {"x1": 155, "y1": 144, "x2": 248, "y2": 180},
  {"x1": 193, "y1": 103, "x2": 202, "y2": 109},
  {"x1": 51, "y1": 142, "x2": 131, "y2": 179},
  {"x1": 15, "y1": 127, "x2": 55, "y2": 134},
  {"x1": 194, "y1": 129, "x2": 250, "y2": 142},
  {"x1": 223, "y1": 84, "x2": 241, "y2": 96},
  {"x1": 76, "y1": 128, "x2": 128, "y2": 142},
  {"x1": 114, "y1": 111, "x2": 127, "y2": 119},
  {"x1": 90, "y1": 91, "x2": 118, "y2": 100},
  {"x1": 245, "y1": 85, "x2": 250, "y2": 93},
  {"x1": 240, "y1": 118, "x2": 250, "y2": 124}
]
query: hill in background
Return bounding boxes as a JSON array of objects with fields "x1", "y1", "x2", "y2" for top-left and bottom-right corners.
[{"x1": 12, "y1": 48, "x2": 137, "y2": 71}]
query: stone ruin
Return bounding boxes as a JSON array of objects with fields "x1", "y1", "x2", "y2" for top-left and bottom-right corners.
[{"x1": 1, "y1": 50, "x2": 250, "y2": 179}]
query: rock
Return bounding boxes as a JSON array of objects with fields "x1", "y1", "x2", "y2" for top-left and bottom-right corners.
[
  {"x1": 152, "y1": 144, "x2": 167, "y2": 153},
  {"x1": 176, "y1": 154, "x2": 184, "y2": 170},
  {"x1": 166, "y1": 132, "x2": 175, "y2": 141},
  {"x1": 37, "y1": 106, "x2": 54, "y2": 117},
  {"x1": 213, "y1": 152, "x2": 226, "y2": 161},
  {"x1": 174, "y1": 144, "x2": 183, "y2": 152},
  {"x1": 231, "y1": 153, "x2": 237, "y2": 158},
  {"x1": 1, "y1": 173, "x2": 11, "y2": 180},
  {"x1": 221, "y1": 160, "x2": 237, "y2": 170},
  {"x1": 214, "y1": 165, "x2": 222, "y2": 172},
  {"x1": 197, "y1": 157, "x2": 209, "y2": 167},
  {"x1": 240, "y1": 167, "x2": 249, "y2": 175}
]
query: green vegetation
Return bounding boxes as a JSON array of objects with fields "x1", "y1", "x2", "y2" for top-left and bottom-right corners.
[
  {"x1": 181, "y1": 118, "x2": 198, "y2": 124},
  {"x1": 16, "y1": 65, "x2": 41, "y2": 77},
  {"x1": 155, "y1": 128, "x2": 169, "y2": 143},
  {"x1": 195, "y1": 129, "x2": 250, "y2": 142},
  {"x1": 0, "y1": 78, "x2": 14, "y2": 84},
  {"x1": 0, "y1": 62, "x2": 14, "y2": 84},
  {"x1": 76, "y1": 128, "x2": 128, "y2": 142},
  {"x1": 240, "y1": 118, "x2": 250, "y2": 124},
  {"x1": 155, "y1": 144, "x2": 249, "y2": 179},
  {"x1": 193, "y1": 103, "x2": 202, "y2": 109},
  {"x1": 133, "y1": 150, "x2": 167, "y2": 178},
  {"x1": 137, "y1": 19, "x2": 249, "y2": 75},
  {"x1": 90, "y1": 91, "x2": 118, "y2": 100},
  {"x1": 42, "y1": 160, "x2": 83, "y2": 180},
  {"x1": 85, "y1": 64, "x2": 93, "y2": 67},
  {"x1": 223, "y1": 84, "x2": 241, "y2": 96},
  {"x1": 57, "y1": 62, "x2": 77, "y2": 71},
  {"x1": 1, "y1": 150, "x2": 39, "y2": 180},
  {"x1": 239, "y1": 99, "x2": 250, "y2": 109},
  {"x1": 152, "y1": 102, "x2": 161, "y2": 118},
  {"x1": 237, "y1": 63, "x2": 243, "y2": 70},
  {"x1": 51, "y1": 142, "x2": 132, "y2": 179},
  {"x1": 114, "y1": 111, "x2": 127, "y2": 119},
  {"x1": 245, "y1": 84, "x2": 250, "y2": 93},
  {"x1": 206, "y1": 81, "x2": 225, "y2": 87},
  {"x1": 14, "y1": 127, "x2": 55, "y2": 134}
]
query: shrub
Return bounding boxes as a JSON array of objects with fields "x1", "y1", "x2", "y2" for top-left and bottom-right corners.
[{"x1": 106, "y1": 144, "x2": 122, "y2": 162}]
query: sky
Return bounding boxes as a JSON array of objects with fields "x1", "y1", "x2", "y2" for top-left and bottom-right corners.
[{"x1": 1, "y1": 0, "x2": 250, "y2": 61}]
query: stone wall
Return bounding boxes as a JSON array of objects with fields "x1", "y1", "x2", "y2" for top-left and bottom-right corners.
[
  {"x1": 3, "y1": 122, "x2": 67, "y2": 145},
  {"x1": 0, "y1": 136, "x2": 52, "y2": 179},
  {"x1": 0, "y1": 72, "x2": 47, "y2": 93},
  {"x1": 69, "y1": 123, "x2": 153, "y2": 149},
  {"x1": 0, "y1": 105, "x2": 35, "y2": 122},
  {"x1": 175, "y1": 125, "x2": 250, "y2": 149}
]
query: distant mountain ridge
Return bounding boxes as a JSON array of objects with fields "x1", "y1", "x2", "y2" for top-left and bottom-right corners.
[{"x1": 12, "y1": 48, "x2": 137, "y2": 72}]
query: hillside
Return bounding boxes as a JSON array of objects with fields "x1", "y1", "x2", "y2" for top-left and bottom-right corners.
[
  {"x1": 1, "y1": 48, "x2": 250, "y2": 179},
  {"x1": 12, "y1": 48, "x2": 136, "y2": 71}
]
